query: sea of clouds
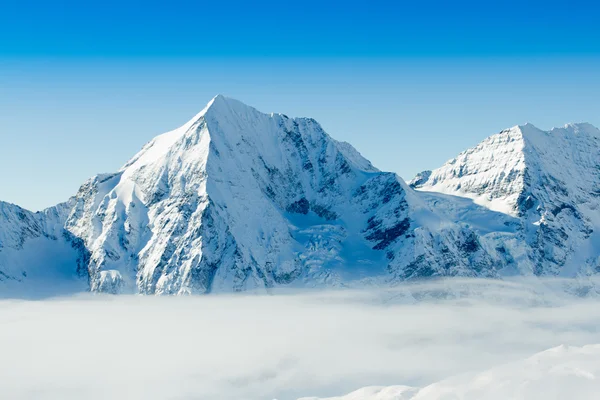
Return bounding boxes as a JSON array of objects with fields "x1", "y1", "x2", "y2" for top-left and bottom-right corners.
[{"x1": 1, "y1": 278, "x2": 600, "y2": 400}]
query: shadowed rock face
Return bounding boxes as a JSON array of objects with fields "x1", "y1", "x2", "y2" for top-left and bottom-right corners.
[{"x1": 2, "y1": 97, "x2": 600, "y2": 294}]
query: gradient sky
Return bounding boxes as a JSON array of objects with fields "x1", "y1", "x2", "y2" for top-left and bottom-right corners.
[{"x1": 1, "y1": 0, "x2": 599, "y2": 210}]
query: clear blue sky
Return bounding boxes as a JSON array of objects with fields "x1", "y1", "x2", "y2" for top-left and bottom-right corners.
[{"x1": 1, "y1": 0, "x2": 599, "y2": 210}]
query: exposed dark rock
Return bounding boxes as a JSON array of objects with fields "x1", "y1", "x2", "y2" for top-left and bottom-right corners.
[
  {"x1": 365, "y1": 218, "x2": 410, "y2": 250},
  {"x1": 287, "y1": 198, "x2": 310, "y2": 214},
  {"x1": 310, "y1": 203, "x2": 338, "y2": 221}
]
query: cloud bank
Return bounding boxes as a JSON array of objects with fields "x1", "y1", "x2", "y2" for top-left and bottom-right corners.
[{"x1": 1, "y1": 278, "x2": 600, "y2": 400}]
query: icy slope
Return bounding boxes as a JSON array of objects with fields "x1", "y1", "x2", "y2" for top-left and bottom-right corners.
[
  {"x1": 300, "y1": 344, "x2": 600, "y2": 400},
  {"x1": 411, "y1": 123, "x2": 600, "y2": 277}
]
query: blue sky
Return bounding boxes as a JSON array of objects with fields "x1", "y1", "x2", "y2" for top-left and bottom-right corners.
[{"x1": 1, "y1": 0, "x2": 599, "y2": 210}]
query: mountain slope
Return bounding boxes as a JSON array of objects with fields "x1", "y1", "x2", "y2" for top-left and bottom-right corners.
[
  {"x1": 410, "y1": 123, "x2": 600, "y2": 277},
  {"x1": 0, "y1": 200, "x2": 88, "y2": 293}
]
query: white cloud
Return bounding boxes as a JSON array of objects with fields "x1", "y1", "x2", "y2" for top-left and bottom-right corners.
[{"x1": 1, "y1": 278, "x2": 600, "y2": 400}]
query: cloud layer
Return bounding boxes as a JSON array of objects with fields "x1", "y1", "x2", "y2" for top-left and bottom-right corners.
[{"x1": 1, "y1": 278, "x2": 600, "y2": 400}]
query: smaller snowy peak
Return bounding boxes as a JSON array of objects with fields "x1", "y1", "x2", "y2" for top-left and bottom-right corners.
[
  {"x1": 0, "y1": 201, "x2": 43, "y2": 251},
  {"x1": 410, "y1": 125, "x2": 528, "y2": 214},
  {"x1": 0, "y1": 200, "x2": 88, "y2": 288},
  {"x1": 411, "y1": 122, "x2": 600, "y2": 215},
  {"x1": 408, "y1": 170, "x2": 431, "y2": 188},
  {"x1": 0, "y1": 200, "x2": 25, "y2": 217},
  {"x1": 410, "y1": 121, "x2": 600, "y2": 276},
  {"x1": 0, "y1": 200, "x2": 78, "y2": 252}
]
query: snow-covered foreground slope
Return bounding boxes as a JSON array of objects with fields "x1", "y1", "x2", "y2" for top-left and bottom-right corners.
[
  {"x1": 1, "y1": 96, "x2": 599, "y2": 294},
  {"x1": 1, "y1": 280, "x2": 600, "y2": 400},
  {"x1": 300, "y1": 344, "x2": 600, "y2": 400},
  {"x1": 411, "y1": 123, "x2": 600, "y2": 278}
]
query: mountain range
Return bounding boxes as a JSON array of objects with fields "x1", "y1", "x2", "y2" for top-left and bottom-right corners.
[{"x1": 1, "y1": 95, "x2": 599, "y2": 295}]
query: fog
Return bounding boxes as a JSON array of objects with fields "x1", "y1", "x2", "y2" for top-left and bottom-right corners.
[{"x1": 1, "y1": 278, "x2": 600, "y2": 400}]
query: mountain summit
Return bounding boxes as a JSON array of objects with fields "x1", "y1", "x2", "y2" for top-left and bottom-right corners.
[
  {"x1": 2, "y1": 98, "x2": 599, "y2": 295},
  {"x1": 411, "y1": 122, "x2": 600, "y2": 276},
  {"x1": 65, "y1": 94, "x2": 391, "y2": 294}
]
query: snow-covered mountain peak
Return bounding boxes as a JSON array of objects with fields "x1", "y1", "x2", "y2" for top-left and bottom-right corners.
[
  {"x1": 409, "y1": 125, "x2": 528, "y2": 214},
  {"x1": 2, "y1": 96, "x2": 599, "y2": 295},
  {"x1": 411, "y1": 121, "x2": 600, "y2": 276},
  {"x1": 118, "y1": 95, "x2": 251, "y2": 169},
  {"x1": 62, "y1": 96, "x2": 388, "y2": 293},
  {"x1": 121, "y1": 95, "x2": 364, "y2": 169},
  {"x1": 411, "y1": 122, "x2": 600, "y2": 214}
]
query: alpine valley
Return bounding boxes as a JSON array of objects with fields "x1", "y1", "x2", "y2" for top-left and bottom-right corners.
[{"x1": 2, "y1": 96, "x2": 599, "y2": 295}]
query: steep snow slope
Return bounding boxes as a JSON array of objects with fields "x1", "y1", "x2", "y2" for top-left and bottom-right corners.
[
  {"x1": 0, "y1": 201, "x2": 87, "y2": 293},
  {"x1": 300, "y1": 344, "x2": 600, "y2": 400},
  {"x1": 411, "y1": 123, "x2": 600, "y2": 277}
]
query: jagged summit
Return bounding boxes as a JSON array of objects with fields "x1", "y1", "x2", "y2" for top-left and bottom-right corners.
[
  {"x1": 410, "y1": 124, "x2": 529, "y2": 214},
  {"x1": 411, "y1": 122, "x2": 600, "y2": 214}
]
